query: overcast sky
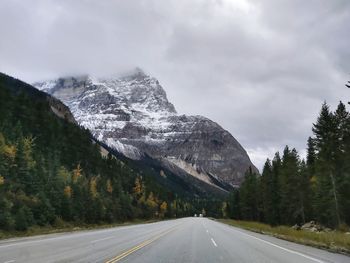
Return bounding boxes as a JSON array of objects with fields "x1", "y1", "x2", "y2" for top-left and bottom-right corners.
[{"x1": 1, "y1": 0, "x2": 349, "y2": 170}]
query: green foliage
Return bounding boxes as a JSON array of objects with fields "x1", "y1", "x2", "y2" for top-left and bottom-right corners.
[
  {"x1": 239, "y1": 168, "x2": 260, "y2": 221},
  {"x1": 0, "y1": 72, "x2": 221, "y2": 232},
  {"x1": 219, "y1": 219, "x2": 350, "y2": 254},
  {"x1": 226, "y1": 101, "x2": 350, "y2": 229},
  {"x1": 15, "y1": 206, "x2": 34, "y2": 231}
]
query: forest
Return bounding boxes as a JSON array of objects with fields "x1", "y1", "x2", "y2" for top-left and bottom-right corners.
[
  {"x1": 0, "y1": 73, "x2": 223, "y2": 232},
  {"x1": 2, "y1": 70, "x2": 349, "y2": 233},
  {"x1": 226, "y1": 98, "x2": 350, "y2": 229}
]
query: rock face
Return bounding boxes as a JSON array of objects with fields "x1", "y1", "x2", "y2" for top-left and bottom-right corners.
[
  {"x1": 34, "y1": 69, "x2": 257, "y2": 192},
  {"x1": 47, "y1": 96, "x2": 77, "y2": 124}
]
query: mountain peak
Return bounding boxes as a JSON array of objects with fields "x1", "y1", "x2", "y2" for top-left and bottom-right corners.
[
  {"x1": 34, "y1": 70, "x2": 177, "y2": 115},
  {"x1": 34, "y1": 71, "x2": 257, "y2": 189}
]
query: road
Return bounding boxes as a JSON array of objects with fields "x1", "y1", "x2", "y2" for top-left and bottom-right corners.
[{"x1": 0, "y1": 218, "x2": 349, "y2": 263}]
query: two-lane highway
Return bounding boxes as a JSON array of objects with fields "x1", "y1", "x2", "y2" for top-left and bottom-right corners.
[{"x1": 0, "y1": 218, "x2": 349, "y2": 263}]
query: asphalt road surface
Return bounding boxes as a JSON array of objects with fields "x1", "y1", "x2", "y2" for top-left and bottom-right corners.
[{"x1": 0, "y1": 217, "x2": 349, "y2": 263}]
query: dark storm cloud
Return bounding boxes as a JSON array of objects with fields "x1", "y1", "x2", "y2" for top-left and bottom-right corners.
[{"x1": 1, "y1": 0, "x2": 349, "y2": 169}]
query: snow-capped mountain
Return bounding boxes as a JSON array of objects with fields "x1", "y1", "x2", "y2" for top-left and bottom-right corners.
[{"x1": 34, "y1": 69, "x2": 257, "y2": 192}]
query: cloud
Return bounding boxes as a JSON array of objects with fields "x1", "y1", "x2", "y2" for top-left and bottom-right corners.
[{"x1": 0, "y1": 0, "x2": 349, "y2": 170}]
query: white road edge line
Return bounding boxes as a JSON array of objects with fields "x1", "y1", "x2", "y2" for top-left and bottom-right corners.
[
  {"x1": 4, "y1": 260, "x2": 16, "y2": 263},
  {"x1": 229, "y1": 227, "x2": 324, "y2": 263},
  {"x1": 211, "y1": 238, "x2": 218, "y2": 247},
  {"x1": 90, "y1": 236, "x2": 113, "y2": 244},
  {"x1": 0, "y1": 223, "x2": 152, "y2": 249}
]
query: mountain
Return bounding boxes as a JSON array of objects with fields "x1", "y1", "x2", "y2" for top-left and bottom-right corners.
[
  {"x1": 34, "y1": 69, "x2": 257, "y2": 192},
  {"x1": 0, "y1": 72, "x2": 229, "y2": 231}
]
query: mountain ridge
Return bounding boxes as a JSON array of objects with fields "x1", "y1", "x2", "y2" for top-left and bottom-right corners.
[{"x1": 34, "y1": 69, "x2": 258, "y2": 191}]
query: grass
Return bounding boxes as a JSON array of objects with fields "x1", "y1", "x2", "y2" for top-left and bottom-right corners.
[
  {"x1": 0, "y1": 219, "x2": 160, "y2": 241},
  {"x1": 218, "y1": 219, "x2": 350, "y2": 255}
]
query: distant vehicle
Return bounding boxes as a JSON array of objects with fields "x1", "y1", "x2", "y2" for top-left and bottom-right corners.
[{"x1": 199, "y1": 214, "x2": 203, "y2": 217}]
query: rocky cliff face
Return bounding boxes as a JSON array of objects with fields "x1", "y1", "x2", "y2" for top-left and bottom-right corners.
[
  {"x1": 47, "y1": 96, "x2": 77, "y2": 124},
  {"x1": 34, "y1": 69, "x2": 257, "y2": 191}
]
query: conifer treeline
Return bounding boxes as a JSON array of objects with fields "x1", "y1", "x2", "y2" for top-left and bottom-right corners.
[{"x1": 226, "y1": 101, "x2": 350, "y2": 228}]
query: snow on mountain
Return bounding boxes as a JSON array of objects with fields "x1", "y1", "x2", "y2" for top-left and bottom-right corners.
[{"x1": 34, "y1": 69, "x2": 257, "y2": 190}]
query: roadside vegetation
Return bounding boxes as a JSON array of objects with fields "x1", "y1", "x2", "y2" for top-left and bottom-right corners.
[
  {"x1": 219, "y1": 219, "x2": 350, "y2": 255},
  {"x1": 225, "y1": 92, "x2": 350, "y2": 230},
  {"x1": 221, "y1": 82, "x2": 350, "y2": 254}
]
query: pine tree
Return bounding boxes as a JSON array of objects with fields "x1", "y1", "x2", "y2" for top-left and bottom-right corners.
[
  {"x1": 279, "y1": 147, "x2": 302, "y2": 225},
  {"x1": 0, "y1": 198, "x2": 14, "y2": 230},
  {"x1": 334, "y1": 102, "x2": 350, "y2": 225},
  {"x1": 298, "y1": 160, "x2": 312, "y2": 223},
  {"x1": 15, "y1": 137, "x2": 35, "y2": 194},
  {"x1": 270, "y1": 152, "x2": 282, "y2": 225},
  {"x1": 15, "y1": 206, "x2": 34, "y2": 231},
  {"x1": 312, "y1": 103, "x2": 341, "y2": 227},
  {"x1": 227, "y1": 189, "x2": 240, "y2": 219},
  {"x1": 261, "y1": 159, "x2": 275, "y2": 224},
  {"x1": 239, "y1": 168, "x2": 259, "y2": 221},
  {"x1": 306, "y1": 137, "x2": 316, "y2": 176}
]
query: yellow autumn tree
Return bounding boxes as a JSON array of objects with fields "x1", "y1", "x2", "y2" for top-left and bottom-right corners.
[
  {"x1": 72, "y1": 163, "x2": 82, "y2": 183},
  {"x1": 3, "y1": 144, "x2": 16, "y2": 160},
  {"x1": 0, "y1": 133, "x2": 16, "y2": 162},
  {"x1": 160, "y1": 201, "x2": 167, "y2": 217},
  {"x1": 90, "y1": 177, "x2": 98, "y2": 198},
  {"x1": 0, "y1": 133, "x2": 6, "y2": 153},
  {"x1": 106, "y1": 179, "x2": 113, "y2": 194},
  {"x1": 132, "y1": 177, "x2": 142, "y2": 196},
  {"x1": 0, "y1": 133, "x2": 15, "y2": 158},
  {"x1": 0, "y1": 176, "x2": 4, "y2": 186},
  {"x1": 63, "y1": 185, "x2": 72, "y2": 198},
  {"x1": 0, "y1": 134, "x2": 16, "y2": 171},
  {"x1": 146, "y1": 192, "x2": 158, "y2": 216}
]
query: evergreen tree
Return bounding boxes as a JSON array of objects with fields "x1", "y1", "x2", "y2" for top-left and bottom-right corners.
[
  {"x1": 226, "y1": 189, "x2": 240, "y2": 219},
  {"x1": 15, "y1": 206, "x2": 34, "y2": 231},
  {"x1": 298, "y1": 160, "x2": 312, "y2": 223},
  {"x1": 279, "y1": 147, "x2": 302, "y2": 225},
  {"x1": 306, "y1": 137, "x2": 316, "y2": 176},
  {"x1": 334, "y1": 102, "x2": 350, "y2": 225},
  {"x1": 312, "y1": 103, "x2": 341, "y2": 227},
  {"x1": 226, "y1": 95, "x2": 350, "y2": 229},
  {"x1": 261, "y1": 159, "x2": 274, "y2": 224},
  {"x1": 270, "y1": 152, "x2": 282, "y2": 225},
  {"x1": 239, "y1": 168, "x2": 259, "y2": 221}
]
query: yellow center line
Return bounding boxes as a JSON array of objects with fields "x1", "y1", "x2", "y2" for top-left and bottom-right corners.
[{"x1": 105, "y1": 225, "x2": 179, "y2": 263}]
